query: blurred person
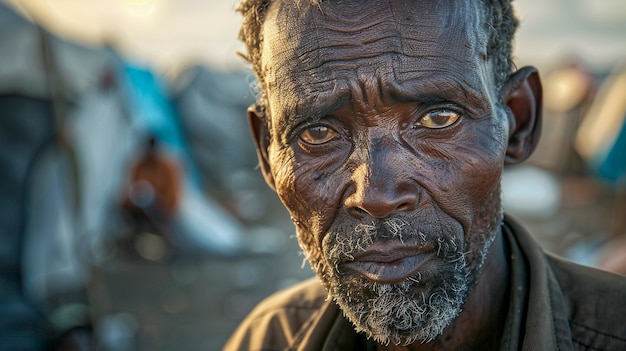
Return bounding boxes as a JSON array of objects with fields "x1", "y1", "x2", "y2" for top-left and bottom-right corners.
[
  {"x1": 122, "y1": 136, "x2": 183, "y2": 221},
  {"x1": 224, "y1": 0, "x2": 626, "y2": 350}
]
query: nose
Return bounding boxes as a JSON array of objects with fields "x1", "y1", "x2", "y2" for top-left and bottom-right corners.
[{"x1": 344, "y1": 157, "x2": 419, "y2": 219}]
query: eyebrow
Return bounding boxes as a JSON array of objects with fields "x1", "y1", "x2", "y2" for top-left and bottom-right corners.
[
  {"x1": 389, "y1": 72, "x2": 484, "y2": 105},
  {"x1": 290, "y1": 87, "x2": 351, "y2": 125}
]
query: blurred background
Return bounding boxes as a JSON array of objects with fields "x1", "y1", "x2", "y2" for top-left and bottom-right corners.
[{"x1": 1, "y1": 0, "x2": 625, "y2": 350}]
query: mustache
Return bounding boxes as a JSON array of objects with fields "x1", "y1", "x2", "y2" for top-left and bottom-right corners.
[{"x1": 325, "y1": 216, "x2": 464, "y2": 265}]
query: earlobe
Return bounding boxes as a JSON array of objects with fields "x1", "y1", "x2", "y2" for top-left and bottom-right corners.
[
  {"x1": 501, "y1": 66, "x2": 543, "y2": 165},
  {"x1": 248, "y1": 105, "x2": 276, "y2": 191}
]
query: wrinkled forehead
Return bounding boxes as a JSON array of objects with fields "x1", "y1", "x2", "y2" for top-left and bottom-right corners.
[{"x1": 261, "y1": 0, "x2": 488, "y2": 115}]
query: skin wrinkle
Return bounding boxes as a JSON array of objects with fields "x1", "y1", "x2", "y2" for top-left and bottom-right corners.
[
  {"x1": 291, "y1": 66, "x2": 492, "y2": 128},
  {"x1": 265, "y1": 2, "x2": 484, "y2": 119},
  {"x1": 272, "y1": 45, "x2": 479, "y2": 130},
  {"x1": 238, "y1": 0, "x2": 518, "y2": 122},
  {"x1": 293, "y1": 55, "x2": 467, "y2": 93},
  {"x1": 384, "y1": 71, "x2": 490, "y2": 118}
]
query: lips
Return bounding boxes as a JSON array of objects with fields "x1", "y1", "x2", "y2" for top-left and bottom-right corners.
[{"x1": 341, "y1": 242, "x2": 434, "y2": 284}]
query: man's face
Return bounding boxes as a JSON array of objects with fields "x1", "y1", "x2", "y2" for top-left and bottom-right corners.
[{"x1": 258, "y1": 0, "x2": 510, "y2": 345}]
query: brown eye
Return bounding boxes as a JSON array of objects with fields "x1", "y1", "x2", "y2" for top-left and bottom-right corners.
[
  {"x1": 299, "y1": 125, "x2": 337, "y2": 145},
  {"x1": 417, "y1": 110, "x2": 460, "y2": 129}
]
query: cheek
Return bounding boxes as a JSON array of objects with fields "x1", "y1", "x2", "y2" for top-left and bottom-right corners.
[
  {"x1": 270, "y1": 144, "x2": 349, "y2": 240},
  {"x1": 269, "y1": 146, "x2": 299, "y2": 216},
  {"x1": 452, "y1": 126, "x2": 507, "y2": 234},
  {"x1": 460, "y1": 153, "x2": 503, "y2": 236},
  {"x1": 460, "y1": 148, "x2": 503, "y2": 204},
  {"x1": 295, "y1": 158, "x2": 348, "y2": 231},
  {"x1": 462, "y1": 124, "x2": 507, "y2": 203},
  {"x1": 271, "y1": 148, "x2": 346, "y2": 274},
  {"x1": 417, "y1": 124, "x2": 506, "y2": 229}
]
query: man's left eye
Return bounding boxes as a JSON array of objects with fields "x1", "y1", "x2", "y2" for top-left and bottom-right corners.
[
  {"x1": 416, "y1": 110, "x2": 460, "y2": 129},
  {"x1": 299, "y1": 125, "x2": 337, "y2": 145}
]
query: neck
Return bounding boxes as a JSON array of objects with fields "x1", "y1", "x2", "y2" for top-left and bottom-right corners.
[{"x1": 378, "y1": 230, "x2": 511, "y2": 351}]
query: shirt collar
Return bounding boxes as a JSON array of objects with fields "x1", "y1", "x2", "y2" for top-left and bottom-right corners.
[{"x1": 501, "y1": 214, "x2": 574, "y2": 351}]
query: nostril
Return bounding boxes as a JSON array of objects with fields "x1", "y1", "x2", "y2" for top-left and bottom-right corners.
[
  {"x1": 396, "y1": 201, "x2": 414, "y2": 213},
  {"x1": 345, "y1": 192, "x2": 418, "y2": 219},
  {"x1": 346, "y1": 206, "x2": 368, "y2": 219}
]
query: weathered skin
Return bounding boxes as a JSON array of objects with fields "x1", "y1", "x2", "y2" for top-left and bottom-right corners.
[{"x1": 249, "y1": 0, "x2": 542, "y2": 349}]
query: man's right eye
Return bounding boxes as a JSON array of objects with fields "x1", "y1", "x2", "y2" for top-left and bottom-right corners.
[{"x1": 299, "y1": 125, "x2": 337, "y2": 145}]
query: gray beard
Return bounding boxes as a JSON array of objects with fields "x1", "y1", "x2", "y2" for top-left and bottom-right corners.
[{"x1": 319, "y1": 216, "x2": 499, "y2": 346}]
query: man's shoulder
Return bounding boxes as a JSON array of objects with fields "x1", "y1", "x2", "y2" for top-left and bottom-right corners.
[
  {"x1": 223, "y1": 277, "x2": 329, "y2": 350},
  {"x1": 247, "y1": 277, "x2": 328, "y2": 319},
  {"x1": 547, "y1": 253, "x2": 626, "y2": 348},
  {"x1": 547, "y1": 252, "x2": 626, "y2": 291}
]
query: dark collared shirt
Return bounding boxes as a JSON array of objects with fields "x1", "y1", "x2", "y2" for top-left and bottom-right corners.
[{"x1": 224, "y1": 216, "x2": 626, "y2": 350}]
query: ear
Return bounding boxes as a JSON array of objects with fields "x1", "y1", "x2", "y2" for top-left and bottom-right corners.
[
  {"x1": 501, "y1": 66, "x2": 543, "y2": 165},
  {"x1": 248, "y1": 105, "x2": 276, "y2": 191}
]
